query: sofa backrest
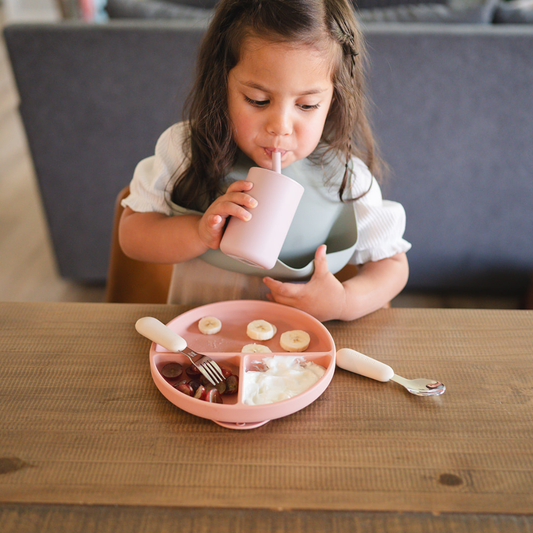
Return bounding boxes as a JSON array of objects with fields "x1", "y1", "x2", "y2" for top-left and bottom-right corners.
[
  {"x1": 5, "y1": 21, "x2": 204, "y2": 282},
  {"x1": 366, "y1": 24, "x2": 533, "y2": 294}
]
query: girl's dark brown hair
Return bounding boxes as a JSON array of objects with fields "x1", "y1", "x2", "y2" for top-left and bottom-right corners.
[{"x1": 172, "y1": 0, "x2": 382, "y2": 210}]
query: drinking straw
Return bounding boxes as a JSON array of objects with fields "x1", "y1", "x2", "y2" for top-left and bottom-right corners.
[{"x1": 272, "y1": 151, "x2": 281, "y2": 174}]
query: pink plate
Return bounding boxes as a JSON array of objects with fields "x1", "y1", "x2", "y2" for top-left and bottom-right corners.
[{"x1": 148, "y1": 300, "x2": 336, "y2": 429}]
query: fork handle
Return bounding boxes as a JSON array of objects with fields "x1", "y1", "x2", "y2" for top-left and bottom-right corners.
[
  {"x1": 336, "y1": 348, "x2": 394, "y2": 382},
  {"x1": 135, "y1": 317, "x2": 187, "y2": 353}
]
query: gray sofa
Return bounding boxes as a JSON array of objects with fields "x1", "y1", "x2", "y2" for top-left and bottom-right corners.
[{"x1": 4, "y1": 20, "x2": 533, "y2": 297}]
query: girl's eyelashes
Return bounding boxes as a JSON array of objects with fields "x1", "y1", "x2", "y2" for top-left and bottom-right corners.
[
  {"x1": 243, "y1": 95, "x2": 320, "y2": 112},
  {"x1": 244, "y1": 95, "x2": 269, "y2": 107}
]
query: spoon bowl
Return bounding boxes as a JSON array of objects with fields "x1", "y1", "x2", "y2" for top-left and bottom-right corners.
[{"x1": 390, "y1": 375, "x2": 446, "y2": 396}]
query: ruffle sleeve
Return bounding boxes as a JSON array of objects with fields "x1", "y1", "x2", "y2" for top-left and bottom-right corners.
[
  {"x1": 349, "y1": 158, "x2": 411, "y2": 265},
  {"x1": 121, "y1": 123, "x2": 188, "y2": 216}
]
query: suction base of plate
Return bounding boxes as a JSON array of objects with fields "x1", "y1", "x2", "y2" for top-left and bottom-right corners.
[{"x1": 214, "y1": 419, "x2": 270, "y2": 430}]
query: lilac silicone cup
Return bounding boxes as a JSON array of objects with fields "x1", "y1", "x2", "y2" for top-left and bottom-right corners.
[{"x1": 220, "y1": 167, "x2": 304, "y2": 270}]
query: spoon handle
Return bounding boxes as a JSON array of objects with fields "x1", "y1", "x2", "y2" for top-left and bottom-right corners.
[{"x1": 336, "y1": 348, "x2": 394, "y2": 382}]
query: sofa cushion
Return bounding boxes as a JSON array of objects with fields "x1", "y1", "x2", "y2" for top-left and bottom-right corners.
[
  {"x1": 107, "y1": 0, "x2": 499, "y2": 23},
  {"x1": 165, "y1": 0, "x2": 217, "y2": 7},
  {"x1": 355, "y1": 0, "x2": 445, "y2": 7},
  {"x1": 357, "y1": 0, "x2": 500, "y2": 22},
  {"x1": 493, "y1": 0, "x2": 533, "y2": 23},
  {"x1": 106, "y1": 0, "x2": 213, "y2": 20}
]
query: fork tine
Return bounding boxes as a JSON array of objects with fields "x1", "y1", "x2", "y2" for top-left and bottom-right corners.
[
  {"x1": 193, "y1": 358, "x2": 224, "y2": 386},
  {"x1": 200, "y1": 361, "x2": 224, "y2": 385},
  {"x1": 197, "y1": 365, "x2": 218, "y2": 386},
  {"x1": 179, "y1": 352, "x2": 216, "y2": 385},
  {"x1": 204, "y1": 361, "x2": 225, "y2": 383},
  {"x1": 204, "y1": 367, "x2": 220, "y2": 386}
]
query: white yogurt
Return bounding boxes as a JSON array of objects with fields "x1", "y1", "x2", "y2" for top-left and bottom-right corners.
[{"x1": 243, "y1": 356, "x2": 326, "y2": 405}]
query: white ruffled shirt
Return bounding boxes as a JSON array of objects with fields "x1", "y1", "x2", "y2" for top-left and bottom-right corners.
[{"x1": 123, "y1": 123, "x2": 411, "y2": 305}]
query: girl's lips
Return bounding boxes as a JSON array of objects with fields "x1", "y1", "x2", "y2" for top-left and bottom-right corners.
[{"x1": 264, "y1": 147, "x2": 287, "y2": 158}]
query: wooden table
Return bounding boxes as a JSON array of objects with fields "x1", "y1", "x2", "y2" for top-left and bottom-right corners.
[{"x1": 1, "y1": 302, "x2": 532, "y2": 532}]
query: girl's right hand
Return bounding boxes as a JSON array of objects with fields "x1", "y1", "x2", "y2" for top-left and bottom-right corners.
[{"x1": 197, "y1": 180, "x2": 257, "y2": 250}]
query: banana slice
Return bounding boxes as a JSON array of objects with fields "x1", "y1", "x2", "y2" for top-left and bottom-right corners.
[
  {"x1": 246, "y1": 319, "x2": 275, "y2": 341},
  {"x1": 241, "y1": 343, "x2": 272, "y2": 353},
  {"x1": 280, "y1": 330, "x2": 311, "y2": 352},
  {"x1": 198, "y1": 316, "x2": 222, "y2": 335}
]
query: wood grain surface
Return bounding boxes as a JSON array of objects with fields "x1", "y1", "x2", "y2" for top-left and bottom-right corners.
[{"x1": 1, "y1": 303, "x2": 532, "y2": 532}]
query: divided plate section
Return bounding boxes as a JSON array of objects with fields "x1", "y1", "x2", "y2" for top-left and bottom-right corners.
[
  {"x1": 152, "y1": 352, "x2": 241, "y2": 406},
  {"x1": 154, "y1": 300, "x2": 334, "y2": 355}
]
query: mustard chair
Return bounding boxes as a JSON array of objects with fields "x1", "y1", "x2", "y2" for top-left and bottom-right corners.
[{"x1": 105, "y1": 187, "x2": 173, "y2": 304}]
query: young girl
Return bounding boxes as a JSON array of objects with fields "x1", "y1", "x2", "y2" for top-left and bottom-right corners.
[{"x1": 119, "y1": 0, "x2": 411, "y2": 322}]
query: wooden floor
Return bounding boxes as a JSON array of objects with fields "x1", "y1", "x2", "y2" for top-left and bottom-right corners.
[{"x1": 0, "y1": 6, "x2": 522, "y2": 309}]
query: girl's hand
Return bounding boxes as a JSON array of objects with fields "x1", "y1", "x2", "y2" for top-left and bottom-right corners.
[
  {"x1": 119, "y1": 180, "x2": 258, "y2": 264},
  {"x1": 198, "y1": 180, "x2": 257, "y2": 249},
  {"x1": 263, "y1": 248, "x2": 409, "y2": 322},
  {"x1": 263, "y1": 245, "x2": 347, "y2": 322}
]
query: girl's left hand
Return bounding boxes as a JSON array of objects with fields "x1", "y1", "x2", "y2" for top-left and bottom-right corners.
[{"x1": 263, "y1": 245, "x2": 346, "y2": 322}]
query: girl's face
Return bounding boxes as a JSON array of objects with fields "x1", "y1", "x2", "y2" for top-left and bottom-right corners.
[{"x1": 227, "y1": 37, "x2": 335, "y2": 170}]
